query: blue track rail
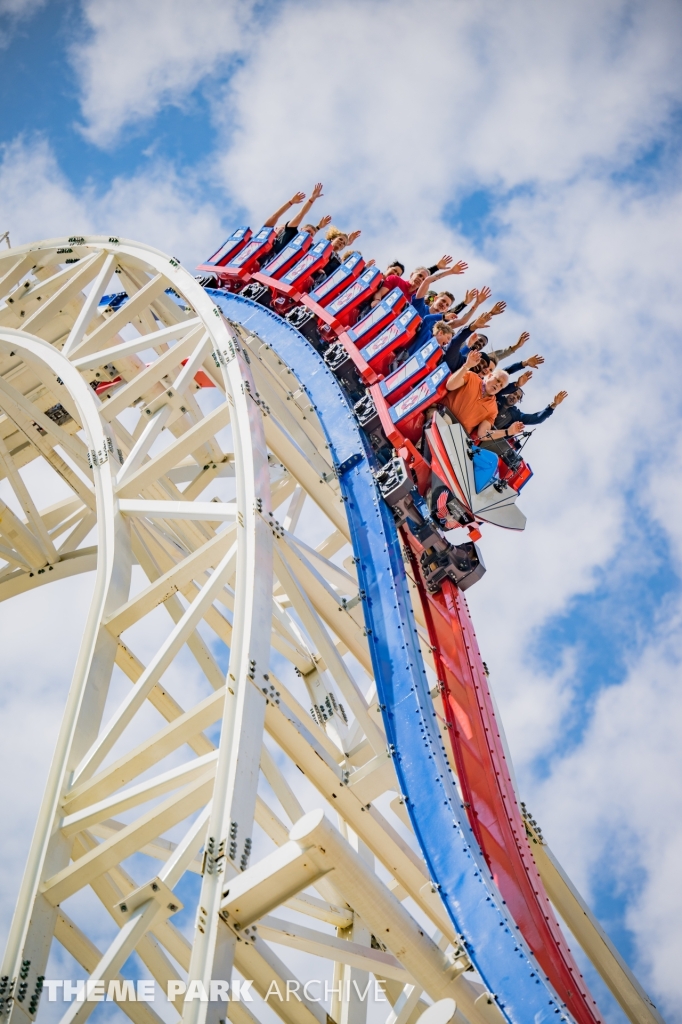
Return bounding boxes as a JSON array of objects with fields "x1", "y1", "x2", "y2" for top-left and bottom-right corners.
[{"x1": 210, "y1": 292, "x2": 572, "y2": 1024}]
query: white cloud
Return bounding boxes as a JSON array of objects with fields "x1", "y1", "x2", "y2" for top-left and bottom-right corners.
[
  {"x1": 0, "y1": 135, "x2": 232, "y2": 268},
  {"x1": 73, "y1": 0, "x2": 253, "y2": 147},
  {"x1": 3, "y1": 0, "x2": 682, "y2": 1017},
  {"x1": 214, "y1": 0, "x2": 682, "y2": 222},
  {"x1": 528, "y1": 612, "x2": 682, "y2": 1020},
  {"x1": 0, "y1": 574, "x2": 95, "y2": 932}
]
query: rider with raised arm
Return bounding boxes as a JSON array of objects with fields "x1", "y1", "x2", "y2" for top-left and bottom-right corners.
[
  {"x1": 316, "y1": 225, "x2": 363, "y2": 278},
  {"x1": 495, "y1": 388, "x2": 568, "y2": 430},
  {"x1": 370, "y1": 256, "x2": 468, "y2": 308},
  {"x1": 267, "y1": 183, "x2": 329, "y2": 255},
  {"x1": 439, "y1": 349, "x2": 525, "y2": 443},
  {"x1": 264, "y1": 189, "x2": 305, "y2": 228},
  {"x1": 438, "y1": 302, "x2": 506, "y2": 368},
  {"x1": 411, "y1": 266, "x2": 472, "y2": 317},
  {"x1": 408, "y1": 286, "x2": 484, "y2": 352}
]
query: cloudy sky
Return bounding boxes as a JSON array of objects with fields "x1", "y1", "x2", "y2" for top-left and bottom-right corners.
[{"x1": 1, "y1": 0, "x2": 682, "y2": 1021}]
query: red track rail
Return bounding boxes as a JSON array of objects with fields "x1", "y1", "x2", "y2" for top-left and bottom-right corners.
[
  {"x1": 406, "y1": 542, "x2": 603, "y2": 1024},
  {"x1": 199, "y1": 233, "x2": 604, "y2": 1022}
]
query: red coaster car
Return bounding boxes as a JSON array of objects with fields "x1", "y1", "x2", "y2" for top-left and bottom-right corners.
[
  {"x1": 379, "y1": 338, "x2": 443, "y2": 405},
  {"x1": 253, "y1": 230, "x2": 313, "y2": 283},
  {"x1": 304, "y1": 252, "x2": 365, "y2": 308},
  {"x1": 346, "y1": 287, "x2": 407, "y2": 346},
  {"x1": 212, "y1": 226, "x2": 276, "y2": 287},
  {"x1": 362, "y1": 305, "x2": 421, "y2": 376},
  {"x1": 196, "y1": 227, "x2": 252, "y2": 275}
]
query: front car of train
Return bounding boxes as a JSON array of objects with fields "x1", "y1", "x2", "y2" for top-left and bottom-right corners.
[{"x1": 199, "y1": 226, "x2": 533, "y2": 592}]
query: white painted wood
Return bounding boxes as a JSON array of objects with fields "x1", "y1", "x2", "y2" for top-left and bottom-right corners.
[
  {"x1": 0, "y1": 237, "x2": 498, "y2": 1024},
  {"x1": 115, "y1": 404, "x2": 173, "y2": 485},
  {"x1": 257, "y1": 917, "x2": 410, "y2": 983},
  {"x1": 220, "y1": 841, "x2": 329, "y2": 929},
  {"x1": 118, "y1": 499, "x2": 238, "y2": 521},
  {"x1": 288, "y1": 812, "x2": 484, "y2": 1022},
  {"x1": 72, "y1": 317, "x2": 202, "y2": 369},
  {"x1": 385, "y1": 984, "x2": 423, "y2": 1024},
  {"x1": 61, "y1": 253, "x2": 116, "y2": 357},
  {"x1": 61, "y1": 752, "x2": 218, "y2": 836}
]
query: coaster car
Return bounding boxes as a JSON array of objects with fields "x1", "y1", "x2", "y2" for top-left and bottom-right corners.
[
  {"x1": 375, "y1": 457, "x2": 486, "y2": 592},
  {"x1": 196, "y1": 227, "x2": 533, "y2": 572},
  {"x1": 427, "y1": 412, "x2": 530, "y2": 531}
]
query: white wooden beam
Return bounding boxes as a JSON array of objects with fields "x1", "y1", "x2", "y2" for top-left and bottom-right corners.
[
  {"x1": 73, "y1": 318, "x2": 202, "y2": 369},
  {"x1": 73, "y1": 537, "x2": 237, "y2": 783},
  {"x1": 289, "y1": 812, "x2": 481, "y2": 1014},
  {"x1": 257, "y1": 916, "x2": 411, "y2": 984},
  {"x1": 119, "y1": 499, "x2": 237, "y2": 521},
  {"x1": 62, "y1": 252, "x2": 117, "y2": 357},
  {"x1": 220, "y1": 839, "x2": 330, "y2": 929},
  {"x1": 61, "y1": 752, "x2": 218, "y2": 836},
  {"x1": 42, "y1": 771, "x2": 215, "y2": 905}
]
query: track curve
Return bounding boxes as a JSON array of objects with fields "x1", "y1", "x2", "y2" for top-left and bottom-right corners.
[
  {"x1": 0, "y1": 234, "x2": 615, "y2": 1024},
  {"x1": 210, "y1": 291, "x2": 581, "y2": 1024}
]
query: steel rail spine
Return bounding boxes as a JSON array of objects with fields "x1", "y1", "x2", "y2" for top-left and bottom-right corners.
[
  {"x1": 411, "y1": 562, "x2": 602, "y2": 1024},
  {"x1": 209, "y1": 292, "x2": 574, "y2": 1024}
]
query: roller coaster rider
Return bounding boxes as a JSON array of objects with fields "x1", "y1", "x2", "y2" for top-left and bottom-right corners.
[
  {"x1": 265, "y1": 182, "x2": 331, "y2": 254},
  {"x1": 199, "y1": 184, "x2": 569, "y2": 529},
  {"x1": 436, "y1": 349, "x2": 526, "y2": 441},
  {"x1": 408, "y1": 284, "x2": 488, "y2": 348},
  {"x1": 496, "y1": 386, "x2": 567, "y2": 432},
  {"x1": 371, "y1": 255, "x2": 467, "y2": 308}
]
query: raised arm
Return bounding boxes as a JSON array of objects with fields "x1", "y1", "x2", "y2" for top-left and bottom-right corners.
[
  {"x1": 445, "y1": 348, "x2": 481, "y2": 391},
  {"x1": 503, "y1": 353, "x2": 544, "y2": 374},
  {"x1": 289, "y1": 183, "x2": 324, "y2": 228},
  {"x1": 414, "y1": 259, "x2": 468, "y2": 300},
  {"x1": 455, "y1": 307, "x2": 496, "y2": 333},
  {"x1": 445, "y1": 284, "x2": 492, "y2": 324},
  {"x1": 446, "y1": 287, "x2": 482, "y2": 327},
  {"x1": 518, "y1": 391, "x2": 567, "y2": 425},
  {"x1": 263, "y1": 190, "x2": 306, "y2": 228},
  {"x1": 493, "y1": 330, "x2": 529, "y2": 361}
]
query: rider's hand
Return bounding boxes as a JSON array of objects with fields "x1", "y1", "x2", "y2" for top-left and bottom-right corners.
[
  {"x1": 472, "y1": 310, "x2": 493, "y2": 329},
  {"x1": 551, "y1": 390, "x2": 568, "y2": 408},
  {"x1": 523, "y1": 354, "x2": 544, "y2": 368}
]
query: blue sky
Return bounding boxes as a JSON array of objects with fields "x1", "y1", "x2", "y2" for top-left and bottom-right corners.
[
  {"x1": 0, "y1": 2, "x2": 219, "y2": 190},
  {"x1": 1, "y1": 1, "x2": 682, "y2": 1021}
]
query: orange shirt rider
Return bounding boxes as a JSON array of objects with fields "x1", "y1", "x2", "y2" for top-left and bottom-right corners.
[{"x1": 441, "y1": 349, "x2": 524, "y2": 442}]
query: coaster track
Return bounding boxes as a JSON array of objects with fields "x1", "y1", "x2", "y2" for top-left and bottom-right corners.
[{"x1": 0, "y1": 235, "x2": 664, "y2": 1024}]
